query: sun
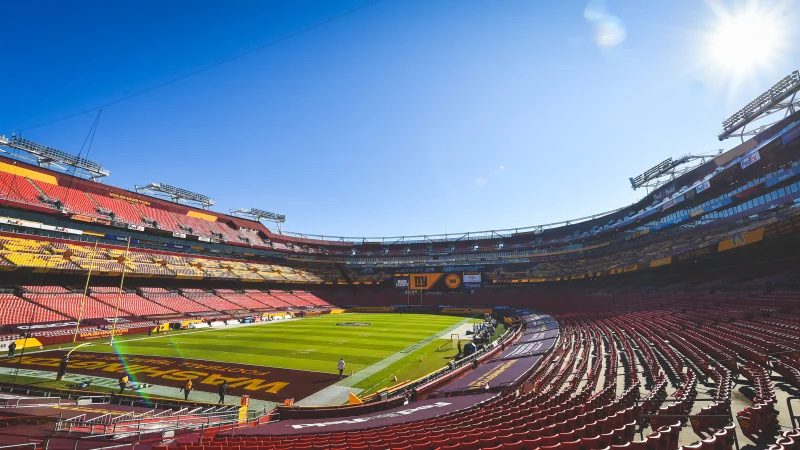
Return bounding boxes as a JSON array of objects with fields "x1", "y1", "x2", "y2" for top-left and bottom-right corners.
[{"x1": 701, "y1": 0, "x2": 788, "y2": 80}]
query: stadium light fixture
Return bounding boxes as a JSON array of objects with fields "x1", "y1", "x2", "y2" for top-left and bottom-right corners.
[
  {"x1": 135, "y1": 182, "x2": 214, "y2": 208},
  {"x1": 718, "y1": 69, "x2": 800, "y2": 141},
  {"x1": 0, "y1": 134, "x2": 110, "y2": 180},
  {"x1": 230, "y1": 208, "x2": 286, "y2": 232},
  {"x1": 629, "y1": 153, "x2": 719, "y2": 191}
]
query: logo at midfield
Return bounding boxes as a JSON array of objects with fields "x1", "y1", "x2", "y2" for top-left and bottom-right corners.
[{"x1": 445, "y1": 274, "x2": 461, "y2": 289}]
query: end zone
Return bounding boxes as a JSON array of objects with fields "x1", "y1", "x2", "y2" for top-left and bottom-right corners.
[{"x1": 0, "y1": 351, "x2": 340, "y2": 402}]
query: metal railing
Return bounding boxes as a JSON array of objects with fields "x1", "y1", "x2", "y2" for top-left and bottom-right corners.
[
  {"x1": 281, "y1": 207, "x2": 627, "y2": 244},
  {"x1": 0, "y1": 395, "x2": 65, "y2": 408},
  {"x1": 0, "y1": 445, "x2": 37, "y2": 450},
  {"x1": 56, "y1": 404, "x2": 241, "y2": 433},
  {"x1": 788, "y1": 396, "x2": 800, "y2": 430},
  {"x1": 56, "y1": 409, "x2": 240, "y2": 436}
]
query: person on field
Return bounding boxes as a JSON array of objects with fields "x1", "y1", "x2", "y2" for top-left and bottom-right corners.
[
  {"x1": 7, "y1": 341, "x2": 16, "y2": 357},
  {"x1": 218, "y1": 380, "x2": 228, "y2": 405},
  {"x1": 119, "y1": 374, "x2": 129, "y2": 394},
  {"x1": 56, "y1": 355, "x2": 69, "y2": 381},
  {"x1": 181, "y1": 379, "x2": 193, "y2": 401},
  {"x1": 338, "y1": 358, "x2": 346, "y2": 379}
]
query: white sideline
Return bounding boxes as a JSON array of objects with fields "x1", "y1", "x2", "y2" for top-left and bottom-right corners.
[{"x1": 296, "y1": 318, "x2": 472, "y2": 407}]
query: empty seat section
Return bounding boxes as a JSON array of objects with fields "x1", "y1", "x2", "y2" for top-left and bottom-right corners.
[
  {"x1": 292, "y1": 291, "x2": 331, "y2": 307},
  {"x1": 20, "y1": 285, "x2": 71, "y2": 294},
  {"x1": 32, "y1": 181, "x2": 100, "y2": 217},
  {"x1": 210, "y1": 221, "x2": 245, "y2": 242},
  {"x1": 213, "y1": 289, "x2": 268, "y2": 309},
  {"x1": 87, "y1": 193, "x2": 144, "y2": 224},
  {"x1": 0, "y1": 173, "x2": 54, "y2": 209},
  {"x1": 174, "y1": 215, "x2": 221, "y2": 238},
  {"x1": 91, "y1": 287, "x2": 177, "y2": 316},
  {"x1": 0, "y1": 293, "x2": 68, "y2": 325},
  {"x1": 23, "y1": 291, "x2": 121, "y2": 320},
  {"x1": 140, "y1": 287, "x2": 210, "y2": 313},
  {"x1": 244, "y1": 290, "x2": 291, "y2": 308},
  {"x1": 270, "y1": 290, "x2": 306, "y2": 307},
  {"x1": 136, "y1": 205, "x2": 182, "y2": 232},
  {"x1": 180, "y1": 289, "x2": 243, "y2": 311}
]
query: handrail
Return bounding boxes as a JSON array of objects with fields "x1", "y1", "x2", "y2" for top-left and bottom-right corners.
[
  {"x1": 0, "y1": 396, "x2": 63, "y2": 408},
  {"x1": 0, "y1": 444, "x2": 37, "y2": 450},
  {"x1": 788, "y1": 396, "x2": 799, "y2": 429},
  {"x1": 56, "y1": 406, "x2": 242, "y2": 437},
  {"x1": 85, "y1": 413, "x2": 112, "y2": 424},
  {"x1": 70, "y1": 411, "x2": 243, "y2": 442}
]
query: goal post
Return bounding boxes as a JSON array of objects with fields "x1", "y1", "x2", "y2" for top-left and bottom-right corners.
[{"x1": 436, "y1": 334, "x2": 462, "y2": 352}]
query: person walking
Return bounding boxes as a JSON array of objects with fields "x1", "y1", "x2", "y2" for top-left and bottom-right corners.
[
  {"x1": 337, "y1": 358, "x2": 346, "y2": 379},
  {"x1": 118, "y1": 374, "x2": 129, "y2": 394},
  {"x1": 56, "y1": 355, "x2": 69, "y2": 381},
  {"x1": 7, "y1": 341, "x2": 16, "y2": 357},
  {"x1": 181, "y1": 379, "x2": 193, "y2": 401},
  {"x1": 218, "y1": 380, "x2": 228, "y2": 405}
]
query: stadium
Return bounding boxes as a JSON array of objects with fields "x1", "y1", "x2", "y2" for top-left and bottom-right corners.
[{"x1": 2, "y1": 3, "x2": 800, "y2": 450}]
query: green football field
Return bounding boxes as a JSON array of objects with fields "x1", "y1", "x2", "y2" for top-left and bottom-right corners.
[{"x1": 77, "y1": 313, "x2": 472, "y2": 395}]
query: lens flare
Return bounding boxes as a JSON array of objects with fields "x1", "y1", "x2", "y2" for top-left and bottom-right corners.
[{"x1": 702, "y1": 0, "x2": 788, "y2": 80}]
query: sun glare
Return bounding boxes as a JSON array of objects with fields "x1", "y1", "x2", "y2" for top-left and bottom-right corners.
[{"x1": 703, "y1": 1, "x2": 787, "y2": 79}]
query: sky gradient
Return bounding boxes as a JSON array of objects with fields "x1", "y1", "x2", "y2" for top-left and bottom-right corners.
[{"x1": 1, "y1": 0, "x2": 798, "y2": 237}]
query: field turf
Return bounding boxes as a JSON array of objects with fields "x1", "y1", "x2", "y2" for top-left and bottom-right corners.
[{"x1": 79, "y1": 313, "x2": 467, "y2": 387}]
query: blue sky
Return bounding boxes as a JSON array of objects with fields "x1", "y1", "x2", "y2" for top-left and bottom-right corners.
[{"x1": 1, "y1": 0, "x2": 798, "y2": 237}]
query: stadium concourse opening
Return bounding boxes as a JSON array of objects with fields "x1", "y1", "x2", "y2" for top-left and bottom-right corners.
[{"x1": 4, "y1": 1, "x2": 800, "y2": 448}]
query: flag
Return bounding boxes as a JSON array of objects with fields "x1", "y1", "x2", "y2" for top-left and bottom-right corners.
[{"x1": 348, "y1": 392, "x2": 363, "y2": 405}]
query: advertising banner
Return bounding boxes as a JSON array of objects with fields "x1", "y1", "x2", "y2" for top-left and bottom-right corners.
[
  {"x1": 248, "y1": 393, "x2": 496, "y2": 435},
  {"x1": 740, "y1": 150, "x2": 761, "y2": 169},
  {"x1": 718, "y1": 228, "x2": 765, "y2": 252},
  {"x1": 463, "y1": 273, "x2": 482, "y2": 289},
  {"x1": 394, "y1": 277, "x2": 409, "y2": 289},
  {"x1": 444, "y1": 274, "x2": 461, "y2": 289},
  {"x1": 408, "y1": 273, "x2": 443, "y2": 290}
]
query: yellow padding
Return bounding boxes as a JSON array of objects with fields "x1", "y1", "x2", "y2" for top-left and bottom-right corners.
[
  {"x1": 718, "y1": 228, "x2": 765, "y2": 252},
  {"x1": 0, "y1": 161, "x2": 58, "y2": 185},
  {"x1": 649, "y1": 256, "x2": 672, "y2": 268},
  {"x1": 13, "y1": 337, "x2": 43, "y2": 350},
  {"x1": 187, "y1": 210, "x2": 217, "y2": 222}
]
